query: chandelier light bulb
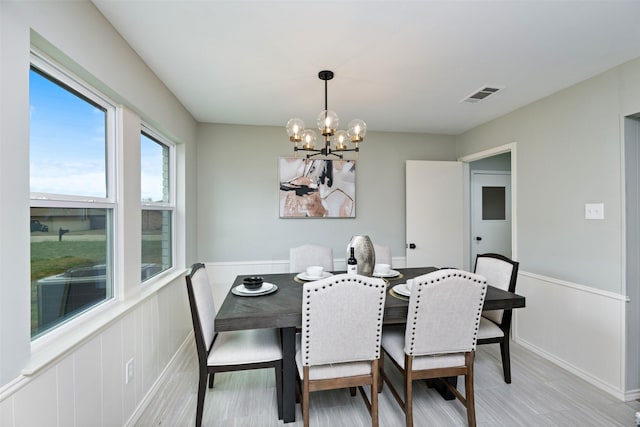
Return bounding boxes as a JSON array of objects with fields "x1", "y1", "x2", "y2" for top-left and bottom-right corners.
[
  {"x1": 317, "y1": 109, "x2": 339, "y2": 136},
  {"x1": 286, "y1": 118, "x2": 305, "y2": 143},
  {"x1": 332, "y1": 130, "x2": 348, "y2": 151},
  {"x1": 347, "y1": 119, "x2": 367, "y2": 143},
  {"x1": 301, "y1": 129, "x2": 317, "y2": 150}
]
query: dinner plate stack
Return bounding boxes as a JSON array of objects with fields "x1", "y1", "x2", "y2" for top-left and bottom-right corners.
[{"x1": 232, "y1": 282, "x2": 278, "y2": 297}]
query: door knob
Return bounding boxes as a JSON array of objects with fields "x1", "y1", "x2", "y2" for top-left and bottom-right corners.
[{"x1": 408, "y1": 243, "x2": 417, "y2": 249}]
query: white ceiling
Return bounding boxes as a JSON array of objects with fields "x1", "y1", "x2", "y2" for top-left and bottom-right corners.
[{"x1": 93, "y1": 0, "x2": 640, "y2": 135}]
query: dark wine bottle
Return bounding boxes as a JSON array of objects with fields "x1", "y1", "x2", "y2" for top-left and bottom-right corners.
[{"x1": 347, "y1": 247, "x2": 357, "y2": 275}]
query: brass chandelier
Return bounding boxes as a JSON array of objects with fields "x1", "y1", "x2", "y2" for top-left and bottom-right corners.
[{"x1": 286, "y1": 70, "x2": 366, "y2": 159}]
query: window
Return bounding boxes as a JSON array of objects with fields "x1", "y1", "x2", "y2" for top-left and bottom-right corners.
[
  {"x1": 29, "y1": 53, "x2": 116, "y2": 339},
  {"x1": 141, "y1": 129, "x2": 175, "y2": 281},
  {"x1": 482, "y1": 186, "x2": 506, "y2": 220}
]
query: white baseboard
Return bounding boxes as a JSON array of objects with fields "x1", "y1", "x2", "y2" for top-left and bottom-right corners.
[{"x1": 625, "y1": 389, "x2": 640, "y2": 401}]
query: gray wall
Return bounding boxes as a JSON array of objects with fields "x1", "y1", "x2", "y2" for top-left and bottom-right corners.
[
  {"x1": 456, "y1": 57, "x2": 640, "y2": 294},
  {"x1": 196, "y1": 123, "x2": 456, "y2": 262}
]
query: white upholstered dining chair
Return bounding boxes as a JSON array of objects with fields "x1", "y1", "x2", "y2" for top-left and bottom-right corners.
[
  {"x1": 289, "y1": 244, "x2": 334, "y2": 273},
  {"x1": 296, "y1": 273, "x2": 387, "y2": 427},
  {"x1": 185, "y1": 263, "x2": 283, "y2": 427},
  {"x1": 474, "y1": 253, "x2": 519, "y2": 383},
  {"x1": 381, "y1": 269, "x2": 487, "y2": 427}
]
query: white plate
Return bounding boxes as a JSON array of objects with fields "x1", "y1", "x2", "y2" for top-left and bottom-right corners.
[
  {"x1": 232, "y1": 282, "x2": 277, "y2": 296},
  {"x1": 241, "y1": 282, "x2": 275, "y2": 293},
  {"x1": 296, "y1": 271, "x2": 334, "y2": 281},
  {"x1": 373, "y1": 269, "x2": 400, "y2": 278},
  {"x1": 392, "y1": 284, "x2": 411, "y2": 297}
]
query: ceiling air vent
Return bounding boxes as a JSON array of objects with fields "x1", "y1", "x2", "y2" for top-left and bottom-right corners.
[{"x1": 461, "y1": 86, "x2": 503, "y2": 104}]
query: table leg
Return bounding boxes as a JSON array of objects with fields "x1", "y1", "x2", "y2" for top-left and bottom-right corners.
[
  {"x1": 426, "y1": 377, "x2": 457, "y2": 400},
  {"x1": 281, "y1": 327, "x2": 297, "y2": 422}
]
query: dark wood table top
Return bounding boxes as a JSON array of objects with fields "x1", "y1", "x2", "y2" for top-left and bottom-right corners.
[{"x1": 215, "y1": 267, "x2": 526, "y2": 332}]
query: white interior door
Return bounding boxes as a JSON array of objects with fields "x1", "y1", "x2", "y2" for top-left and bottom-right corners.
[
  {"x1": 470, "y1": 171, "x2": 511, "y2": 261},
  {"x1": 406, "y1": 160, "x2": 464, "y2": 268}
]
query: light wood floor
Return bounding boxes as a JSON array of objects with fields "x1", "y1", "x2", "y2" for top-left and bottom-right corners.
[{"x1": 135, "y1": 340, "x2": 639, "y2": 426}]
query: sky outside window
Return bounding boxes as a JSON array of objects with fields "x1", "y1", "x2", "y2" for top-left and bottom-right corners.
[
  {"x1": 141, "y1": 133, "x2": 167, "y2": 203},
  {"x1": 29, "y1": 67, "x2": 107, "y2": 197}
]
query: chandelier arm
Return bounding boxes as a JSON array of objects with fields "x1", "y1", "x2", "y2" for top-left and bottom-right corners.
[
  {"x1": 294, "y1": 147, "x2": 323, "y2": 154},
  {"x1": 305, "y1": 151, "x2": 343, "y2": 160}
]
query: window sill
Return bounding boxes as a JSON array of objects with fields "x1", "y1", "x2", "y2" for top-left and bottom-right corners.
[{"x1": 22, "y1": 268, "x2": 188, "y2": 377}]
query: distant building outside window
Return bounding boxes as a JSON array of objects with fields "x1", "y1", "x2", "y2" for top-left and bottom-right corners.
[
  {"x1": 29, "y1": 53, "x2": 116, "y2": 339},
  {"x1": 141, "y1": 129, "x2": 175, "y2": 281}
]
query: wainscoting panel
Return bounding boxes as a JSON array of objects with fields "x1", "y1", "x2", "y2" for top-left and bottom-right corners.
[
  {"x1": 0, "y1": 397, "x2": 12, "y2": 425},
  {"x1": 514, "y1": 271, "x2": 627, "y2": 400},
  {"x1": 57, "y1": 355, "x2": 75, "y2": 426},
  {"x1": 102, "y1": 322, "x2": 125, "y2": 426},
  {"x1": 75, "y1": 335, "x2": 103, "y2": 425},
  {"x1": 12, "y1": 366, "x2": 57, "y2": 426}
]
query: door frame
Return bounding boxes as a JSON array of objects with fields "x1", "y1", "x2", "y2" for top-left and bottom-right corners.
[{"x1": 458, "y1": 142, "x2": 518, "y2": 267}]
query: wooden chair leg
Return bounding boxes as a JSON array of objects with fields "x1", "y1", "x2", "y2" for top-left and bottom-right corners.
[
  {"x1": 500, "y1": 338, "x2": 511, "y2": 384},
  {"x1": 465, "y1": 352, "x2": 477, "y2": 427},
  {"x1": 404, "y1": 355, "x2": 413, "y2": 427},
  {"x1": 350, "y1": 387, "x2": 357, "y2": 396},
  {"x1": 303, "y1": 366, "x2": 310, "y2": 427},
  {"x1": 196, "y1": 370, "x2": 208, "y2": 427},
  {"x1": 378, "y1": 352, "x2": 385, "y2": 393},
  {"x1": 371, "y1": 359, "x2": 379, "y2": 427}
]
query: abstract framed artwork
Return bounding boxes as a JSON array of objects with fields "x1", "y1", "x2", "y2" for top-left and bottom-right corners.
[{"x1": 279, "y1": 157, "x2": 356, "y2": 218}]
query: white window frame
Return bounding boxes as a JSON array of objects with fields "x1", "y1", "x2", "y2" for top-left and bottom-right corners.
[
  {"x1": 140, "y1": 124, "x2": 176, "y2": 282},
  {"x1": 29, "y1": 50, "x2": 119, "y2": 345}
]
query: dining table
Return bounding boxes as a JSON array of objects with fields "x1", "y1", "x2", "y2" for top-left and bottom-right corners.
[{"x1": 215, "y1": 267, "x2": 526, "y2": 423}]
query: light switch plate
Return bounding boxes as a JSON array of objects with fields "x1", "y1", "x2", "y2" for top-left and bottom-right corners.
[{"x1": 585, "y1": 203, "x2": 604, "y2": 220}]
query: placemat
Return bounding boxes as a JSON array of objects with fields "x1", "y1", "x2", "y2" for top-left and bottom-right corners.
[{"x1": 389, "y1": 287, "x2": 409, "y2": 301}]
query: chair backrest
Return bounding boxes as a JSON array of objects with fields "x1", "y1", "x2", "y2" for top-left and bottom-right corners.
[
  {"x1": 185, "y1": 263, "x2": 217, "y2": 364},
  {"x1": 404, "y1": 269, "x2": 487, "y2": 357},
  {"x1": 289, "y1": 244, "x2": 334, "y2": 273},
  {"x1": 474, "y1": 253, "x2": 519, "y2": 324},
  {"x1": 373, "y1": 243, "x2": 392, "y2": 265},
  {"x1": 301, "y1": 274, "x2": 387, "y2": 366}
]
